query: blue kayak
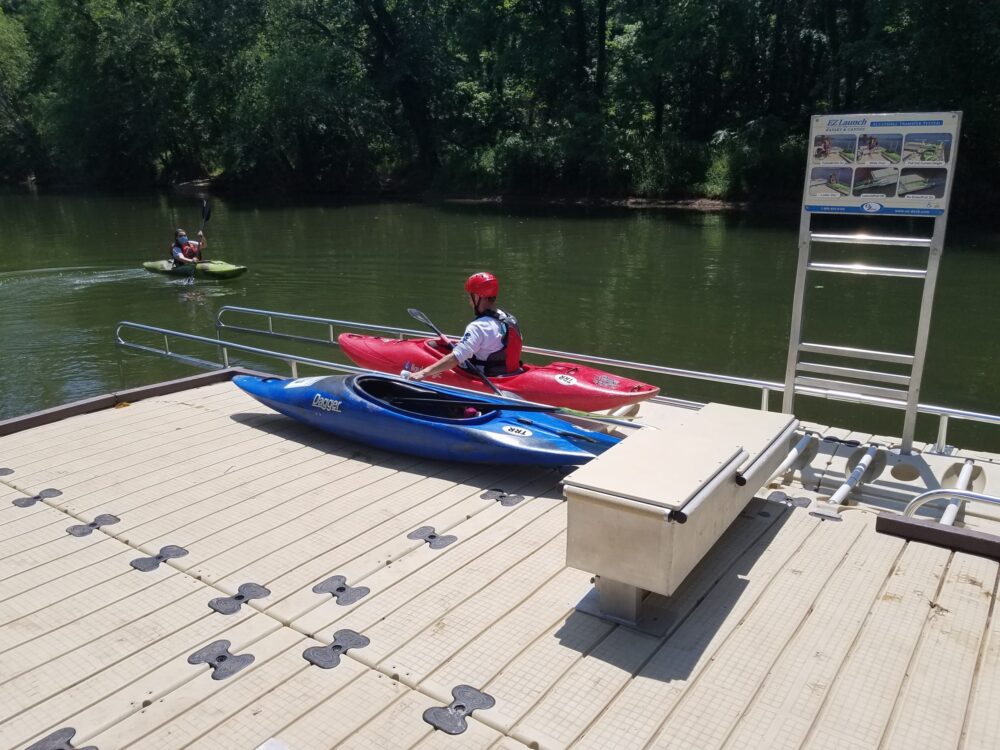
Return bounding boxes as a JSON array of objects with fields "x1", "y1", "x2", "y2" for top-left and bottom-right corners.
[{"x1": 232, "y1": 373, "x2": 619, "y2": 466}]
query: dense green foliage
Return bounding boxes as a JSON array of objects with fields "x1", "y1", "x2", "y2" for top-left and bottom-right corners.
[{"x1": 1, "y1": 0, "x2": 998, "y2": 203}]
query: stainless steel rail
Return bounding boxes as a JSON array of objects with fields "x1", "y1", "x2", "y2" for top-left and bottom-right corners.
[
  {"x1": 114, "y1": 322, "x2": 643, "y2": 429},
  {"x1": 116, "y1": 322, "x2": 368, "y2": 379},
  {"x1": 118, "y1": 307, "x2": 1000, "y2": 451},
  {"x1": 214, "y1": 305, "x2": 778, "y2": 410},
  {"x1": 904, "y1": 489, "x2": 1000, "y2": 519},
  {"x1": 216, "y1": 307, "x2": 431, "y2": 346}
]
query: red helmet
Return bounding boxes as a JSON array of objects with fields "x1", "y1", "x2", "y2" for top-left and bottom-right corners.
[{"x1": 465, "y1": 272, "x2": 499, "y2": 297}]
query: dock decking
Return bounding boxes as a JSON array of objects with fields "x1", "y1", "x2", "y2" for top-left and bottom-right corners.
[{"x1": 2, "y1": 381, "x2": 999, "y2": 749}]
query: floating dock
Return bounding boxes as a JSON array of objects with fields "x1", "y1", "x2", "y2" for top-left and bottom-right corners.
[
  {"x1": 902, "y1": 140, "x2": 948, "y2": 163},
  {"x1": 3, "y1": 373, "x2": 1000, "y2": 749},
  {"x1": 897, "y1": 172, "x2": 948, "y2": 196}
]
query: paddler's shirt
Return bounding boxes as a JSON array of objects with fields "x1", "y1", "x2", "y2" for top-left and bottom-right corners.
[{"x1": 451, "y1": 316, "x2": 505, "y2": 369}]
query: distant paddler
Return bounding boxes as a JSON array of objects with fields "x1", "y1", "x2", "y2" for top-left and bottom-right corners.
[
  {"x1": 170, "y1": 200, "x2": 212, "y2": 268},
  {"x1": 170, "y1": 228, "x2": 206, "y2": 267}
]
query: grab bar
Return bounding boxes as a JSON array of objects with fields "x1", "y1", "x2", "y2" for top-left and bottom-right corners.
[{"x1": 904, "y1": 489, "x2": 1000, "y2": 520}]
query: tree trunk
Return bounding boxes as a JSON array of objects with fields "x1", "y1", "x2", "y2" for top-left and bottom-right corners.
[
  {"x1": 652, "y1": 75, "x2": 664, "y2": 138},
  {"x1": 825, "y1": 0, "x2": 841, "y2": 110},
  {"x1": 766, "y1": 0, "x2": 787, "y2": 116},
  {"x1": 353, "y1": 0, "x2": 439, "y2": 171},
  {"x1": 844, "y1": 0, "x2": 864, "y2": 108},
  {"x1": 595, "y1": 0, "x2": 608, "y2": 100},
  {"x1": 570, "y1": 0, "x2": 590, "y2": 92}
]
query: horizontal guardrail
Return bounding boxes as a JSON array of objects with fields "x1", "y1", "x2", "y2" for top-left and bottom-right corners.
[
  {"x1": 215, "y1": 305, "x2": 781, "y2": 403},
  {"x1": 217, "y1": 307, "x2": 431, "y2": 346},
  {"x1": 114, "y1": 322, "x2": 645, "y2": 430},
  {"x1": 116, "y1": 322, "x2": 368, "y2": 379},
  {"x1": 115, "y1": 307, "x2": 1000, "y2": 451}
]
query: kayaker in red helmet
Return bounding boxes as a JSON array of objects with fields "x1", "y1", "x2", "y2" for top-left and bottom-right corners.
[{"x1": 410, "y1": 272, "x2": 524, "y2": 381}]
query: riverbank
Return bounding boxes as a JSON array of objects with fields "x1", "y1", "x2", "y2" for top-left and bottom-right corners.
[
  {"x1": 434, "y1": 194, "x2": 769, "y2": 213},
  {"x1": 7, "y1": 180, "x2": 996, "y2": 233},
  {"x1": 180, "y1": 181, "x2": 1000, "y2": 228}
]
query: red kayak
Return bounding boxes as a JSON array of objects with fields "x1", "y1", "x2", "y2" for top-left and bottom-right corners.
[{"x1": 338, "y1": 333, "x2": 660, "y2": 411}]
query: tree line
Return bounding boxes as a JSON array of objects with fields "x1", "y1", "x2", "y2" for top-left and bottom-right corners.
[{"x1": 1, "y1": 0, "x2": 997, "y2": 206}]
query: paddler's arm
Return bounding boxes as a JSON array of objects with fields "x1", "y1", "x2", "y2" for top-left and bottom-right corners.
[
  {"x1": 410, "y1": 353, "x2": 460, "y2": 381},
  {"x1": 410, "y1": 324, "x2": 480, "y2": 381}
]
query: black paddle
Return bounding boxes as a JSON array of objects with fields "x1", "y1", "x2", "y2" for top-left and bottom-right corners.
[
  {"x1": 192, "y1": 200, "x2": 226, "y2": 265},
  {"x1": 406, "y1": 307, "x2": 509, "y2": 398},
  {"x1": 407, "y1": 307, "x2": 451, "y2": 349},
  {"x1": 199, "y1": 199, "x2": 212, "y2": 232},
  {"x1": 177, "y1": 201, "x2": 212, "y2": 281}
]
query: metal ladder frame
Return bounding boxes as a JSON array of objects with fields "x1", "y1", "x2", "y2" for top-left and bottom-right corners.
[{"x1": 782, "y1": 113, "x2": 962, "y2": 453}]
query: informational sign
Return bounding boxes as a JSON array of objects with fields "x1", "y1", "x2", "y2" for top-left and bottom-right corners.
[{"x1": 803, "y1": 112, "x2": 961, "y2": 216}]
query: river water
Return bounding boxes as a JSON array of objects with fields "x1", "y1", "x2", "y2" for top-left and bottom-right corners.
[{"x1": 1, "y1": 191, "x2": 998, "y2": 449}]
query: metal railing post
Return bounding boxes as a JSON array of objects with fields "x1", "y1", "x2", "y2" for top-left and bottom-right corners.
[{"x1": 933, "y1": 415, "x2": 950, "y2": 453}]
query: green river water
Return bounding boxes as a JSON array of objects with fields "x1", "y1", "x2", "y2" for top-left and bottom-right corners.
[{"x1": 1, "y1": 191, "x2": 998, "y2": 449}]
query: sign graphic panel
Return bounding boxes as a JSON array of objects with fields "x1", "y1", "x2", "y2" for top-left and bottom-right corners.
[{"x1": 803, "y1": 112, "x2": 960, "y2": 216}]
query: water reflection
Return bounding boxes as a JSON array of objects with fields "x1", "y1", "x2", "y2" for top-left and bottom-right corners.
[{"x1": 177, "y1": 283, "x2": 248, "y2": 305}]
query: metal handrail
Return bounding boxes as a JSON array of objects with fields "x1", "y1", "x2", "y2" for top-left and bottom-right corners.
[
  {"x1": 113, "y1": 322, "x2": 643, "y2": 430},
  {"x1": 904, "y1": 489, "x2": 1000, "y2": 518},
  {"x1": 116, "y1": 322, "x2": 369, "y2": 379},
  {"x1": 210, "y1": 306, "x2": 1000, "y2": 448},
  {"x1": 216, "y1": 307, "x2": 431, "y2": 345},
  {"x1": 117, "y1": 307, "x2": 1000, "y2": 450},
  {"x1": 215, "y1": 305, "x2": 780, "y2": 411},
  {"x1": 215, "y1": 305, "x2": 776, "y2": 393}
]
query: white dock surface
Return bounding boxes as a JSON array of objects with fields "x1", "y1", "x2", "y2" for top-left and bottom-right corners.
[{"x1": 2, "y1": 382, "x2": 999, "y2": 749}]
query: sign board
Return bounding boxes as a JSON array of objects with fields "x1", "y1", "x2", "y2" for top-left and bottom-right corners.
[{"x1": 803, "y1": 112, "x2": 960, "y2": 216}]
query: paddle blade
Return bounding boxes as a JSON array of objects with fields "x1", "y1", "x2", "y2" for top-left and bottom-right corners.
[
  {"x1": 407, "y1": 307, "x2": 433, "y2": 328},
  {"x1": 201, "y1": 200, "x2": 212, "y2": 225},
  {"x1": 407, "y1": 308, "x2": 447, "y2": 340}
]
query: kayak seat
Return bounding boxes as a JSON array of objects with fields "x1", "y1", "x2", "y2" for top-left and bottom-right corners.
[
  {"x1": 354, "y1": 376, "x2": 494, "y2": 421},
  {"x1": 355, "y1": 377, "x2": 439, "y2": 400}
]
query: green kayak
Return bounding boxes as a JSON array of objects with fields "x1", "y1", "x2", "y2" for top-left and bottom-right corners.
[{"x1": 143, "y1": 260, "x2": 248, "y2": 280}]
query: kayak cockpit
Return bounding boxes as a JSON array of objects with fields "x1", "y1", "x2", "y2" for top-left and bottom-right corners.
[{"x1": 353, "y1": 375, "x2": 498, "y2": 421}]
